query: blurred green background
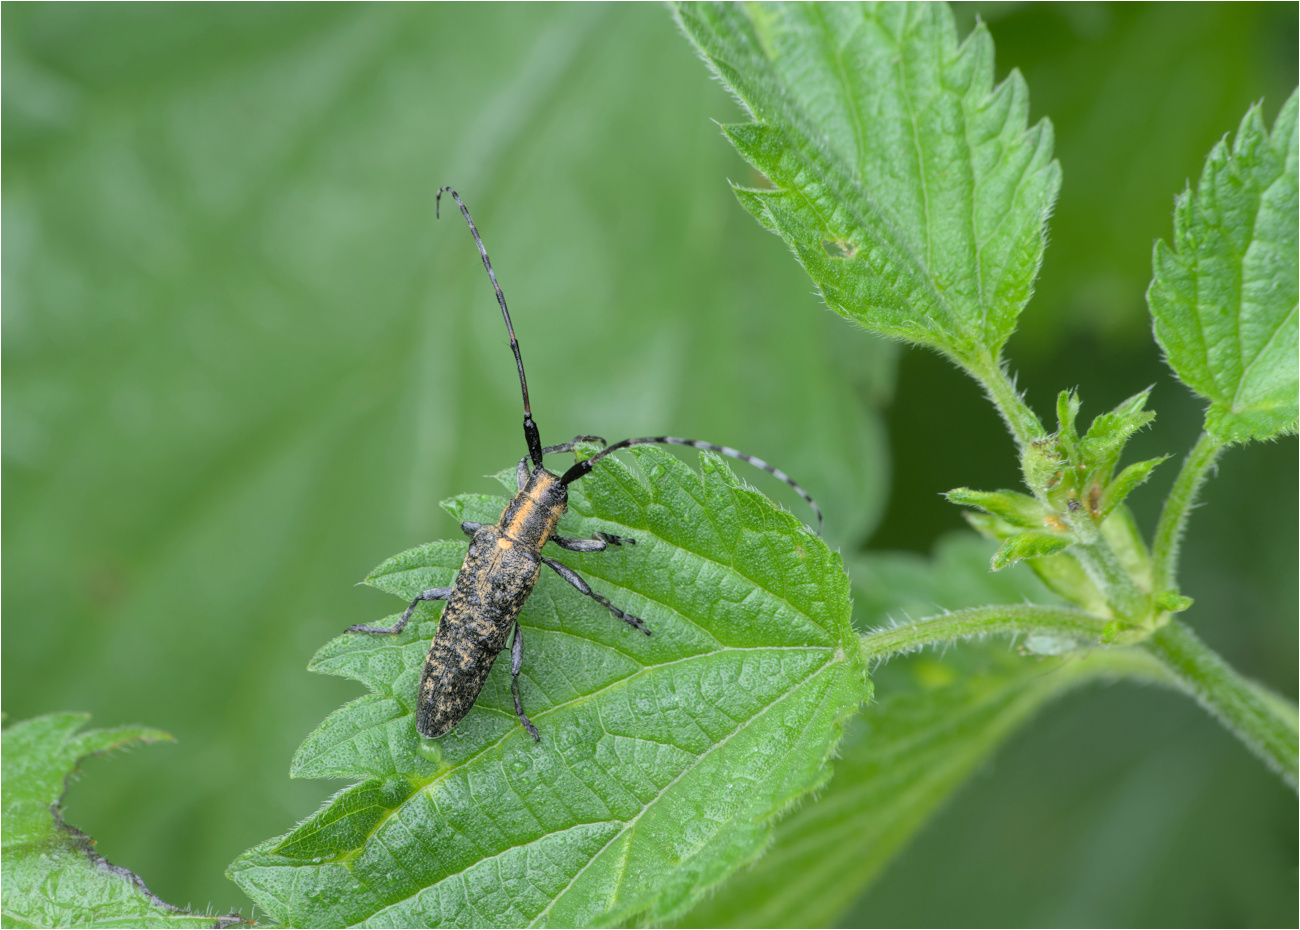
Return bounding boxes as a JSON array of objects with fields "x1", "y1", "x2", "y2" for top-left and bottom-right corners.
[{"x1": 3, "y1": 3, "x2": 1295, "y2": 925}]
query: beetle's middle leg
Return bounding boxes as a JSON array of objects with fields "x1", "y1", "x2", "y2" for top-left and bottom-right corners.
[
  {"x1": 510, "y1": 621, "x2": 542, "y2": 743},
  {"x1": 541, "y1": 556, "x2": 650, "y2": 635},
  {"x1": 551, "y1": 531, "x2": 636, "y2": 552},
  {"x1": 346, "y1": 586, "x2": 453, "y2": 635}
]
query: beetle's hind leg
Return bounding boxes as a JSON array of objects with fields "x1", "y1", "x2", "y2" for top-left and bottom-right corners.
[
  {"x1": 550, "y1": 531, "x2": 636, "y2": 552},
  {"x1": 347, "y1": 586, "x2": 453, "y2": 635},
  {"x1": 510, "y1": 621, "x2": 542, "y2": 743},
  {"x1": 541, "y1": 556, "x2": 650, "y2": 635}
]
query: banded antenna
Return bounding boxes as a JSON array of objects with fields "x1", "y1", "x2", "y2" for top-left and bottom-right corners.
[
  {"x1": 561, "y1": 436, "x2": 824, "y2": 536},
  {"x1": 436, "y1": 186, "x2": 545, "y2": 469}
]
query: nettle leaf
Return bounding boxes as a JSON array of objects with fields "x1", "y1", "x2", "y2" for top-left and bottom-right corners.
[
  {"x1": 674, "y1": 1, "x2": 1060, "y2": 367},
  {"x1": 680, "y1": 534, "x2": 1168, "y2": 927},
  {"x1": 1149, "y1": 90, "x2": 1299, "y2": 443},
  {"x1": 228, "y1": 448, "x2": 866, "y2": 927},
  {"x1": 1, "y1": 714, "x2": 243, "y2": 928}
]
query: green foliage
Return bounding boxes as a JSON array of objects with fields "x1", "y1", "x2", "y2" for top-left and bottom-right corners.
[
  {"x1": 229, "y1": 448, "x2": 868, "y2": 927},
  {"x1": 3, "y1": 3, "x2": 1296, "y2": 927},
  {"x1": 952, "y1": 388, "x2": 1166, "y2": 570},
  {"x1": 681, "y1": 533, "x2": 1169, "y2": 926},
  {"x1": 677, "y1": 2, "x2": 1296, "y2": 923},
  {"x1": 1, "y1": 714, "x2": 241, "y2": 929},
  {"x1": 2, "y1": 6, "x2": 890, "y2": 915},
  {"x1": 674, "y1": 2, "x2": 1060, "y2": 375},
  {"x1": 1149, "y1": 91, "x2": 1299, "y2": 444}
]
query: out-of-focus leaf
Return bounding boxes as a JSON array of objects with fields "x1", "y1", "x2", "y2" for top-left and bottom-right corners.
[
  {"x1": 674, "y1": 1, "x2": 1060, "y2": 368},
  {"x1": 229, "y1": 448, "x2": 869, "y2": 927},
  {"x1": 1, "y1": 714, "x2": 243, "y2": 929},
  {"x1": 1149, "y1": 90, "x2": 1299, "y2": 443}
]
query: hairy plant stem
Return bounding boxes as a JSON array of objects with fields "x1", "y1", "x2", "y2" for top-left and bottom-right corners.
[
  {"x1": 1142, "y1": 620, "x2": 1299, "y2": 790},
  {"x1": 1152, "y1": 431, "x2": 1225, "y2": 592},
  {"x1": 860, "y1": 605, "x2": 1109, "y2": 660},
  {"x1": 1072, "y1": 536, "x2": 1147, "y2": 622},
  {"x1": 862, "y1": 606, "x2": 1298, "y2": 792},
  {"x1": 965, "y1": 352, "x2": 1045, "y2": 451}
]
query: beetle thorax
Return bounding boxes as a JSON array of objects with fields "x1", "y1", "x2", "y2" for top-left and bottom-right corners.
[{"x1": 498, "y1": 467, "x2": 568, "y2": 549}]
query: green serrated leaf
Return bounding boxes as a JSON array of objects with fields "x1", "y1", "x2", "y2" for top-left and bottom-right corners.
[
  {"x1": 1, "y1": 714, "x2": 243, "y2": 928},
  {"x1": 675, "y1": 1, "x2": 1060, "y2": 368},
  {"x1": 229, "y1": 448, "x2": 867, "y2": 927},
  {"x1": 1149, "y1": 90, "x2": 1299, "y2": 443}
]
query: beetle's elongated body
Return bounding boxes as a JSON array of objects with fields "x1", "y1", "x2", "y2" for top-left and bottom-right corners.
[
  {"x1": 418, "y1": 520, "x2": 547, "y2": 739},
  {"x1": 410, "y1": 465, "x2": 634, "y2": 741},
  {"x1": 348, "y1": 187, "x2": 819, "y2": 742}
]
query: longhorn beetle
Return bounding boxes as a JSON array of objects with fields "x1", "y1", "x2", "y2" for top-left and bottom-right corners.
[{"x1": 348, "y1": 187, "x2": 823, "y2": 743}]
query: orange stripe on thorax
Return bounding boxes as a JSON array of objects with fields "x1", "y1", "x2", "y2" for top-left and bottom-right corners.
[{"x1": 504, "y1": 495, "x2": 542, "y2": 539}]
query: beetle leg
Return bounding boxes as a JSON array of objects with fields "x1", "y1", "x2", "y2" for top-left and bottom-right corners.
[
  {"x1": 550, "y1": 531, "x2": 636, "y2": 552},
  {"x1": 347, "y1": 586, "x2": 453, "y2": 635},
  {"x1": 460, "y1": 521, "x2": 484, "y2": 537},
  {"x1": 540, "y1": 556, "x2": 650, "y2": 635},
  {"x1": 516, "y1": 435, "x2": 608, "y2": 487},
  {"x1": 510, "y1": 621, "x2": 541, "y2": 743}
]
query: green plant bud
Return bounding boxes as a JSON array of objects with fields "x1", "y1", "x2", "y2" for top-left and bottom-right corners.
[
  {"x1": 1078, "y1": 388, "x2": 1156, "y2": 479},
  {"x1": 1020, "y1": 437, "x2": 1066, "y2": 497},
  {"x1": 1155, "y1": 590, "x2": 1195, "y2": 613},
  {"x1": 1055, "y1": 389, "x2": 1082, "y2": 456},
  {"x1": 1098, "y1": 456, "x2": 1169, "y2": 520},
  {"x1": 946, "y1": 488, "x2": 1051, "y2": 529},
  {"x1": 992, "y1": 531, "x2": 1072, "y2": 570}
]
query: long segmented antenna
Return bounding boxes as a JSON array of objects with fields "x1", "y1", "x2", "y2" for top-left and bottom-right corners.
[
  {"x1": 560, "y1": 436, "x2": 824, "y2": 536},
  {"x1": 437, "y1": 186, "x2": 544, "y2": 468}
]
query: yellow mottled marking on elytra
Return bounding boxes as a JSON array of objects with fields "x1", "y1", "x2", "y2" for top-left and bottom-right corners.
[{"x1": 497, "y1": 538, "x2": 514, "y2": 550}]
